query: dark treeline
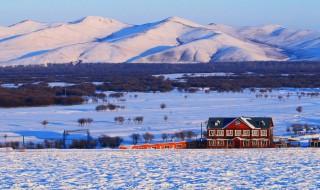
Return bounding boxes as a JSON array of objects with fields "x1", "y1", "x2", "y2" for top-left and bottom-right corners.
[
  {"x1": 0, "y1": 83, "x2": 97, "y2": 107},
  {"x1": 0, "y1": 135, "x2": 123, "y2": 149},
  {"x1": 1, "y1": 62, "x2": 320, "y2": 107},
  {"x1": 178, "y1": 74, "x2": 320, "y2": 92},
  {"x1": 0, "y1": 62, "x2": 320, "y2": 83}
]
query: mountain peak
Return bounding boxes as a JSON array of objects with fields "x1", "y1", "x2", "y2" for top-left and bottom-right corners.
[
  {"x1": 9, "y1": 19, "x2": 43, "y2": 27},
  {"x1": 70, "y1": 16, "x2": 120, "y2": 25},
  {"x1": 162, "y1": 16, "x2": 203, "y2": 28},
  {"x1": 261, "y1": 24, "x2": 284, "y2": 31}
]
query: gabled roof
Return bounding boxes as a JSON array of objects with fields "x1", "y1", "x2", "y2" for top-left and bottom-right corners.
[{"x1": 207, "y1": 117, "x2": 273, "y2": 129}]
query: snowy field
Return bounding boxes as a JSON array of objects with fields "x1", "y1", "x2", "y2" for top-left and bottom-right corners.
[
  {"x1": 0, "y1": 149, "x2": 319, "y2": 189},
  {"x1": 0, "y1": 89, "x2": 320, "y2": 143}
]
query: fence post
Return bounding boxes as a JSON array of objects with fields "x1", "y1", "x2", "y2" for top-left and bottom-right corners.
[{"x1": 22, "y1": 135, "x2": 25, "y2": 148}]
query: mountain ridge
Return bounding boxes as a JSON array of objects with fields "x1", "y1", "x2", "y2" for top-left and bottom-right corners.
[{"x1": 0, "y1": 16, "x2": 319, "y2": 66}]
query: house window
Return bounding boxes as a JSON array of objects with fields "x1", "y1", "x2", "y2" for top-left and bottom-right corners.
[
  {"x1": 164, "y1": 145, "x2": 170, "y2": 149},
  {"x1": 209, "y1": 130, "x2": 215, "y2": 137},
  {"x1": 227, "y1": 140, "x2": 233, "y2": 146},
  {"x1": 252, "y1": 130, "x2": 259, "y2": 136},
  {"x1": 217, "y1": 140, "x2": 224, "y2": 146},
  {"x1": 208, "y1": 140, "x2": 216, "y2": 146},
  {"x1": 242, "y1": 130, "x2": 250, "y2": 136},
  {"x1": 261, "y1": 130, "x2": 268, "y2": 137},
  {"x1": 235, "y1": 130, "x2": 242, "y2": 136},
  {"x1": 217, "y1": 130, "x2": 224, "y2": 136},
  {"x1": 235, "y1": 120, "x2": 241, "y2": 125},
  {"x1": 226, "y1": 130, "x2": 233, "y2": 136},
  {"x1": 252, "y1": 140, "x2": 259, "y2": 147},
  {"x1": 261, "y1": 140, "x2": 269, "y2": 146},
  {"x1": 243, "y1": 140, "x2": 250, "y2": 147}
]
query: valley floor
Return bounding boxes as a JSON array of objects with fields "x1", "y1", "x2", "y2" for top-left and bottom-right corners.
[
  {"x1": 1, "y1": 89, "x2": 320, "y2": 144},
  {"x1": 0, "y1": 149, "x2": 319, "y2": 189}
]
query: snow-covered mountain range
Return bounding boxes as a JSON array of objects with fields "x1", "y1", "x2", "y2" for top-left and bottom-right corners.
[{"x1": 1, "y1": 16, "x2": 320, "y2": 65}]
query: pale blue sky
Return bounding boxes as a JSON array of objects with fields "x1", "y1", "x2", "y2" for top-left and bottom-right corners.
[{"x1": 1, "y1": 0, "x2": 319, "y2": 30}]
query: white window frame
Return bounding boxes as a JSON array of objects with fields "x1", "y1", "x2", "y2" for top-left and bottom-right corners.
[
  {"x1": 217, "y1": 140, "x2": 224, "y2": 146},
  {"x1": 262, "y1": 139, "x2": 269, "y2": 146},
  {"x1": 243, "y1": 140, "x2": 250, "y2": 147},
  {"x1": 217, "y1": 130, "x2": 224, "y2": 136},
  {"x1": 226, "y1": 130, "x2": 233, "y2": 137},
  {"x1": 235, "y1": 130, "x2": 242, "y2": 136},
  {"x1": 252, "y1": 130, "x2": 259, "y2": 137},
  {"x1": 252, "y1": 139, "x2": 259, "y2": 146},
  {"x1": 208, "y1": 140, "x2": 216, "y2": 146},
  {"x1": 261, "y1": 130, "x2": 268, "y2": 137},
  {"x1": 242, "y1": 130, "x2": 250, "y2": 136},
  {"x1": 209, "y1": 130, "x2": 215, "y2": 137}
]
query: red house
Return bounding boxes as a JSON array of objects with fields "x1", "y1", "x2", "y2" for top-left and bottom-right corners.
[{"x1": 207, "y1": 117, "x2": 274, "y2": 148}]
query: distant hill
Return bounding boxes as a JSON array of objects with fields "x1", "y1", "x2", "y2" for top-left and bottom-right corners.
[{"x1": 0, "y1": 16, "x2": 320, "y2": 66}]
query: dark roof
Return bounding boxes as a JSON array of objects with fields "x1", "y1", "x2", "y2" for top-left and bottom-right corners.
[{"x1": 207, "y1": 117, "x2": 273, "y2": 129}]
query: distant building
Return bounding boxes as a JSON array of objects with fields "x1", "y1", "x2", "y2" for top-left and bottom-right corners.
[
  {"x1": 206, "y1": 117, "x2": 274, "y2": 148},
  {"x1": 310, "y1": 138, "x2": 320, "y2": 147},
  {"x1": 119, "y1": 141, "x2": 187, "y2": 150}
]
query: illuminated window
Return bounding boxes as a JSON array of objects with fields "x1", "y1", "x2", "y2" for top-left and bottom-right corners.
[
  {"x1": 226, "y1": 130, "x2": 233, "y2": 136},
  {"x1": 243, "y1": 140, "x2": 250, "y2": 147},
  {"x1": 217, "y1": 130, "x2": 224, "y2": 136},
  {"x1": 252, "y1": 130, "x2": 259, "y2": 136},
  {"x1": 208, "y1": 140, "x2": 216, "y2": 146},
  {"x1": 252, "y1": 140, "x2": 259, "y2": 146},
  {"x1": 209, "y1": 130, "x2": 215, "y2": 137},
  {"x1": 235, "y1": 130, "x2": 242, "y2": 136},
  {"x1": 242, "y1": 130, "x2": 250, "y2": 136},
  {"x1": 217, "y1": 140, "x2": 224, "y2": 146},
  {"x1": 261, "y1": 130, "x2": 268, "y2": 137},
  {"x1": 261, "y1": 140, "x2": 269, "y2": 146}
]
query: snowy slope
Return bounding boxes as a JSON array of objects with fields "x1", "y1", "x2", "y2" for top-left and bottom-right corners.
[
  {"x1": 0, "y1": 20, "x2": 49, "y2": 39},
  {"x1": 238, "y1": 25, "x2": 320, "y2": 60},
  {"x1": 0, "y1": 16, "x2": 320, "y2": 65},
  {"x1": 0, "y1": 16, "x2": 128, "y2": 63}
]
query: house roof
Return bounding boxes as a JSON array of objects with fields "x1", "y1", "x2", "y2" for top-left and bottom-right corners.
[{"x1": 207, "y1": 117, "x2": 273, "y2": 129}]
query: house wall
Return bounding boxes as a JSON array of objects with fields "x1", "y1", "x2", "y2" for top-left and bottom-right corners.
[{"x1": 207, "y1": 119, "x2": 274, "y2": 148}]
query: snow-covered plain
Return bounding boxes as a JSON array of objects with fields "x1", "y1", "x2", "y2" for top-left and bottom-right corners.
[
  {"x1": 0, "y1": 149, "x2": 319, "y2": 189},
  {"x1": 0, "y1": 89, "x2": 319, "y2": 143}
]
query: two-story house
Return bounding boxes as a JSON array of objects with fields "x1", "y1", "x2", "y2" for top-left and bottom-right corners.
[{"x1": 207, "y1": 117, "x2": 274, "y2": 148}]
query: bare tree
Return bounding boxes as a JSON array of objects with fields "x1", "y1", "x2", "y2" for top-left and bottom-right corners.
[
  {"x1": 41, "y1": 120, "x2": 48, "y2": 128},
  {"x1": 160, "y1": 103, "x2": 166, "y2": 109},
  {"x1": 161, "y1": 133, "x2": 168, "y2": 142},
  {"x1": 134, "y1": 116, "x2": 144, "y2": 124},
  {"x1": 143, "y1": 132, "x2": 154, "y2": 143},
  {"x1": 296, "y1": 106, "x2": 303, "y2": 113},
  {"x1": 186, "y1": 131, "x2": 196, "y2": 140},
  {"x1": 170, "y1": 134, "x2": 175, "y2": 142},
  {"x1": 131, "y1": 133, "x2": 140, "y2": 145},
  {"x1": 78, "y1": 118, "x2": 87, "y2": 126},
  {"x1": 86, "y1": 118, "x2": 93, "y2": 125},
  {"x1": 174, "y1": 131, "x2": 186, "y2": 141},
  {"x1": 114, "y1": 116, "x2": 125, "y2": 124}
]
